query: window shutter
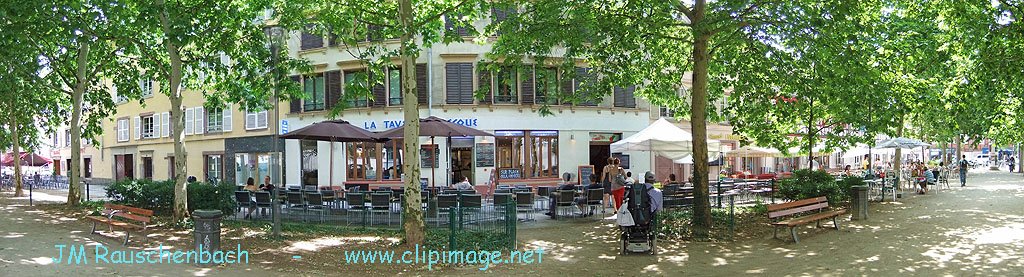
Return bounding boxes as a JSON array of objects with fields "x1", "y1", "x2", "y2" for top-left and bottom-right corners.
[
  {"x1": 459, "y1": 63, "x2": 474, "y2": 104},
  {"x1": 195, "y1": 107, "x2": 205, "y2": 135},
  {"x1": 445, "y1": 15, "x2": 469, "y2": 37},
  {"x1": 258, "y1": 111, "x2": 268, "y2": 128},
  {"x1": 162, "y1": 112, "x2": 170, "y2": 137},
  {"x1": 560, "y1": 69, "x2": 574, "y2": 106},
  {"x1": 222, "y1": 106, "x2": 233, "y2": 132},
  {"x1": 416, "y1": 64, "x2": 428, "y2": 105},
  {"x1": 370, "y1": 70, "x2": 386, "y2": 107},
  {"x1": 575, "y1": 67, "x2": 597, "y2": 106},
  {"x1": 445, "y1": 63, "x2": 460, "y2": 104},
  {"x1": 478, "y1": 64, "x2": 492, "y2": 104},
  {"x1": 245, "y1": 112, "x2": 256, "y2": 130},
  {"x1": 184, "y1": 108, "x2": 194, "y2": 135},
  {"x1": 133, "y1": 116, "x2": 141, "y2": 140},
  {"x1": 289, "y1": 75, "x2": 302, "y2": 113},
  {"x1": 367, "y1": 24, "x2": 384, "y2": 41},
  {"x1": 614, "y1": 86, "x2": 625, "y2": 107},
  {"x1": 625, "y1": 85, "x2": 636, "y2": 108},
  {"x1": 325, "y1": 70, "x2": 341, "y2": 109},
  {"x1": 153, "y1": 113, "x2": 161, "y2": 138},
  {"x1": 521, "y1": 66, "x2": 534, "y2": 105}
]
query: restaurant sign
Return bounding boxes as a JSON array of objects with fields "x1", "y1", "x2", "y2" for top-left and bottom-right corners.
[
  {"x1": 590, "y1": 133, "x2": 621, "y2": 142},
  {"x1": 363, "y1": 118, "x2": 479, "y2": 130}
]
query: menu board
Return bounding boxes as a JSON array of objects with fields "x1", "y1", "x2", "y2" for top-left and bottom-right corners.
[
  {"x1": 498, "y1": 168, "x2": 523, "y2": 180},
  {"x1": 578, "y1": 165, "x2": 595, "y2": 187},
  {"x1": 475, "y1": 143, "x2": 495, "y2": 167},
  {"x1": 420, "y1": 144, "x2": 440, "y2": 168}
]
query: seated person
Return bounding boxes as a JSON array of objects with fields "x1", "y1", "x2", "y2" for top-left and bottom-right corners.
[
  {"x1": 920, "y1": 167, "x2": 935, "y2": 194},
  {"x1": 644, "y1": 172, "x2": 664, "y2": 213},
  {"x1": 545, "y1": 180, "x2": 579, "y2": 218},
  {"x1": 259, "y1": 175, "x2": 276, "y2": 192},
  {"x1": 573, "y1": 175, "x2": 604, "y2": 216},
  {"x1": 453, "y1": 177, "x2": 474, "y2": 191},
  {"x1": 243, "y1": 177, "x2": 258, "y2": 192}
]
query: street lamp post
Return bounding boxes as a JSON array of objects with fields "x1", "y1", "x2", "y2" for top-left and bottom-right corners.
[{"x1": 264, "y1": 24, "x2": 284, "y2": 237}]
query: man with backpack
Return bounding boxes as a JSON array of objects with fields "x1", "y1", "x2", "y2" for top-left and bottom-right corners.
[{"x1": 958, "y1": 155, "x2": 969, "y2": 187}]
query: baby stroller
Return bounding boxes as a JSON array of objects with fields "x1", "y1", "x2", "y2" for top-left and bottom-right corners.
[{"x1": 619, "y1": 183, "x2": 657, "y2": 255}]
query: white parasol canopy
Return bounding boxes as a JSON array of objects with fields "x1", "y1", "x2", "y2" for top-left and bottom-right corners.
[
  {"x1": 787, "y1": 143, "x2": 831, "y2": 156},
  {"x1": 874, "y1": 137, "x2": 930, "y2": 149},
  {"x1": 611, "y1": 118, "x2": 721, "y2": 160}
]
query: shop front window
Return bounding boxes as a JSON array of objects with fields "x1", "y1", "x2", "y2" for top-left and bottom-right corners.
[
  {"x1": 301, "y1": 140, "x2": 318, "y2": 186},
  {"x1": 347, "y1": 141, "x2": 378, "y2": 181},
  {"x1": 496, "y1": 130, "x2": 558, "y2": 179},
  {"x1": 381, "y1": 140, "x2": 404, "y2": 180}
]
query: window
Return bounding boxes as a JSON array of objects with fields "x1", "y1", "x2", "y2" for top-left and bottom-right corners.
[
  {"x1": 493, "y1": 66, "x2": 518, "y2": 104},
  {"x1": 344, "y1": 70, "x2": 369, "y2": 107},
  {"x1": 614, "y1": 85, "x2": 637, "y2": 108},
  {"x1": 300, "y1": 25, "x2": 324, "y2": 50},
  {"x1": 52, "y1": 133, "x2": 58, "y2": 148},
  {"x1": 303, "y1": 74, "x2": 326, "y2": 111},
  {"x1": 64, "y1": 129, "x2": 71, "y2": 147},
  {"x1": 205, "y1": 154, "x2": 223, "y2": 183},
  {"x1": 444, "y1": 14, "x2": 470, "y2": 37},
  {"x1": 300, "y1": 140, "x2": 318, "y2": 186},
  {"x1": 167, "y1": 156, "x2": 175, "y2": 180},
  {"x1": 83, "y1": 158, "x2": 92, "y2": 178},
  {"x1": 207, "y1": 108, "x2": 224, "y2": 133},
  {"x1": 381, "y1": 140, "x2": 404, "y2": 180},
  {"x1": 534, "y1": 68, "x2": 559, "y2": 104},
  {"x1": 346, "y1": 141, "x2": 378, "y2": 181},
  {"x1": 142, "y1": 157, "x2": 153, "y2": 180},
  {"x1": 141, "y1": 115, "x2": 156, "y2": 139},
  {"x1": 445, "y1": 63, "x2": 474, "y2": 104},
  {"x1": 496, "y1": 131, "x2": 558, "y2": 179},
  {"x1": 117, "y1": 118, "x2": 129, "y2": 142},
  {"x1": 140, "y1": 79, "x2": 153, "y2": 98},
  {"x1": 660, "y1": 107, "x2": 677, "y2": 118},
  {"x1": 574, "y1": 67, "x2": 598, "y2": 106},
  {"x1": 245, "y1": 110, "x2": 268, "y2": 130},
  {"x1": 388, "y1": 68, "x2": 402, "y2": 106},
  {"x1": 113, "y1": 85, "x2": 127, "y2": 104}
]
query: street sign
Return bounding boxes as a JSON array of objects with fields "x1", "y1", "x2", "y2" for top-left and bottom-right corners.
[{"x1": 280, "y1": 120, "x2": 289, "y2": 135}]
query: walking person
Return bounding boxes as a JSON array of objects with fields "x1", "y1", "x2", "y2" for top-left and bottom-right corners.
[
  {"x1": 1009, "y1": 156, "x2": 1016, "y2": 172},
  {"x1": 958, "y1": 155, "x2": 969, "y2": 187},
  {"x1": 600, "y1": 157, "x2": 618, "y2": 210}
]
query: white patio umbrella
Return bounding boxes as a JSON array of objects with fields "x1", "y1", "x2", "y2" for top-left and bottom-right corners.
[
  {"x1": 787, "y1": 143, "x2": 832, "y2": 156},
  {"x1": 874, "y1": 137, "x2": 930, "y2": 149},
  {"x1": 611, "y1": 118, "x2": 721, "y2": 160}
]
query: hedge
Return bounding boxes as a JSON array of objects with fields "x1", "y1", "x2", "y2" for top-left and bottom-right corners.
[{"x1": 105, "y1": 179, "x2": 237, "y2": 217}]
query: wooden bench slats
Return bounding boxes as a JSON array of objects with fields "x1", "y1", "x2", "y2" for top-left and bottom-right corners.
[
  {"x1": 86, "y1": 216, "x2": 144, "y2": 229},
  {"x1": 768, "y1": 202, "x2": 829, "y2": 218},
  {"x1": 106, "y1": 204, "x2": 155, "y2": 216},
  {"x1": 111, "y1": 212, "x2": 152, "y2": 223},
  {"x1": 772, "y1": 209, "x2": 847, "y2": 227},
  {"x1": 767, "y1": 196, "x2": 827, "y2": 212}
]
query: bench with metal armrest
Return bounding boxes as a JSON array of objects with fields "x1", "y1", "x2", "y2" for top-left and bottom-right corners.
[{"x1": 86, "y1": 203, "x2": 154, "y2": 245}]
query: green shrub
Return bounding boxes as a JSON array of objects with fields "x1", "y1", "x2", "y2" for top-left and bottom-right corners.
[
  {"x1": 777, "y1": 169, "x2": 853, "y2": 205},
  {"x1": 106, "y1": 179, "x2": 236, "y2": 217}
]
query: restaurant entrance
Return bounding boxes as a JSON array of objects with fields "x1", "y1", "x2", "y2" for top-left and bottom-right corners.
[{"x1": 450, "y1": 137, "x2": 474, "y2": 185}]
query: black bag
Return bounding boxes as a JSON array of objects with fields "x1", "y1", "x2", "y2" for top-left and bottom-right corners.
[{"x1": 628, "y1": 184, "x2": 653, "y2": 225}]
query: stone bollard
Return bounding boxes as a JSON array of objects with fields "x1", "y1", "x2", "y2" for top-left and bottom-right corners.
[
  {"x1": 850, "y1": 185, "x2": 869, "y2": 220},
  {"x1": 193, "y1": 210, "x2": 223, "y2": 265}
]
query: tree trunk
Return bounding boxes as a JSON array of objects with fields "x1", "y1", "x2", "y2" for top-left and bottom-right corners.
[
  {"x1": 159, "y1": 0, "x2": 189, "y2": 221},
  {"x1": 398, "y1": 0, "x2": 425, "y2": 245},
  {"x1": 807, "y1": 96, "x2": 814, "y2": 170},
  {"x1": 894, "y1": 119, "x2": 904, "y2": 189},
  {"x1": 956, "y1": 135, "x2": 962, "y2": 165},
  {"x1": 689, "y1": 0, "x2": 712, "y2": 239},
  {"x1": 12, "y1": 115, "x2": 23, "y2": 197},
  {"x1": 68, "y1": 41, "x2": 90, "y2": 205}
]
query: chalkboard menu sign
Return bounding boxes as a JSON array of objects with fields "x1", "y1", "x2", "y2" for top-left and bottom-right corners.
[
  {"x1": 498, "y1": 168, "x2": 523, "y2": 180},
  {"x1": 475, "y1": 143, "x2": 495, "y2": 167},
  {"x1": 420, "y1": 145, "x2": 440, "y2": 168},
  {"x1": 578, "y1": 165, "x2": 595, "y2": 187}
]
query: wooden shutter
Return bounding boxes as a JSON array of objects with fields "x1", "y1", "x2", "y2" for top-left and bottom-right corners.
[
  {"x1": 478, "y1": 64, "x2": 492, "y2": 104},
  {"x1": 133, "y1": 116, "x2": 141, "y2": 140},
  {"x1": 445, "y1": 14, "x2": 469, "y2": 36},
  {"x1": 325, "y1": 70, "x2": 342, "y2": 109},
  {"x1": 367, "y1": 24, "x2": 384, "y2": 41},
  {"x1": 575, "y1": 67, "x2": 597, "y2": 106},
  {"x1": 445, "y1": 63, "x2": 460, "y2": 104},
  {"x1": 614, "y1": 85, "x2": 636, "y2": 108},
  {"x1": 161, "y1": 112, "x2": 170, "y2": 137},
  {"x1": 194, "y1": 107, "x2": 205, "y2": 134},
  {"x1": 370, "y1": 70, "x2": 386, "y2": 107},
  {"x1": 521, "y1": 66, "x2": 534, "y2": 105},
  {"x1": 459, "y1": 63, "x2": 474, "y2": 104},
  {"x1": 184, "y1": 108, "x2": 194, "y2": 135},
  {"x1": 416, "y1": 64, "x2": 428, "y2": 105},
  {"x1": 289, "y1": 75, "x2": 302, "y2": 113},
  {"x1": 222, "y1": 106, "x2": 233, "y2": 132},
  {"x1": 560, "y1": 69, "x2": 573, "y2": 106}
]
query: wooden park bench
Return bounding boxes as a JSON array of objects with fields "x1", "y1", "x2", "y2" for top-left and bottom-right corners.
[
  {"x1": 86, "y1": 203, "x2": 153, "y2": 245},
  {"x1": 767, "y1": 196, "x2": 846, "y2": 243}
]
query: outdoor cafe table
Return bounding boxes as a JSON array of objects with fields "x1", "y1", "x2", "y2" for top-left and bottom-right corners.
[{"x1": 864, "y1": 179, "x2": 884, "y2": 201}]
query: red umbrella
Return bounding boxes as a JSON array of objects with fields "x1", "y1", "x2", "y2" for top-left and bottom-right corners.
[{"x1": 2, "y1": 152, "x2": 53, "y2": 166}]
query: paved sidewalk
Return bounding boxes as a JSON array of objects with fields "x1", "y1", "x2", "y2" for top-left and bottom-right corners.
[{"x1": 0, "y1": 195, "x2": 277, "y2": 277}]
